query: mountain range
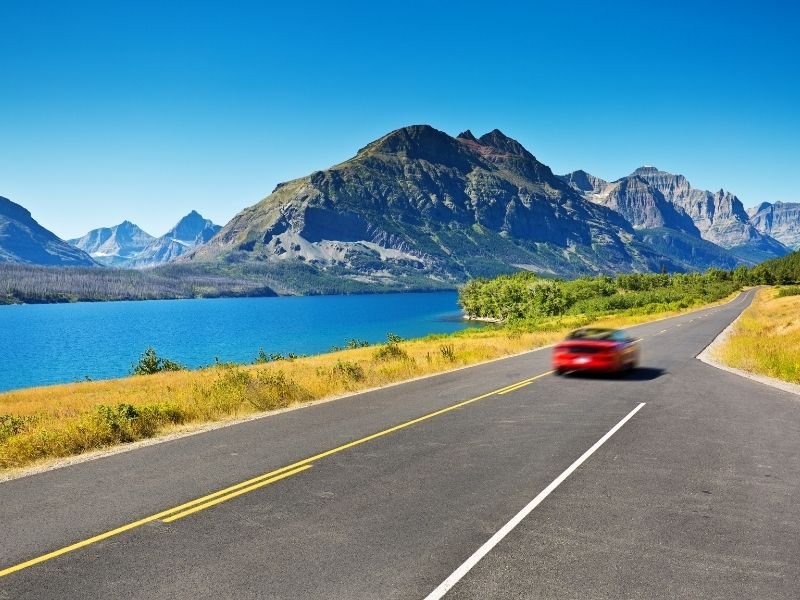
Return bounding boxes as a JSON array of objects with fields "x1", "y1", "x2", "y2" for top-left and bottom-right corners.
[
  {"x1": 68, "y1": 220, "x2": 154, "y2": 266},
  {"x1": 68, "y1": 211, "x2": 221, "y2": 268},
  {"x1": 184, "y1": 125, "x2": 792, "y2": 285},
  {"x1": 1, "y1": 125, "x2": 798, "y2": 293},
  {"x1": 558, "y1": 166, "x2": 789, "y2": 267},
  {"x1": 186, "y1": 126, "x2": 680, "y2": 285}
]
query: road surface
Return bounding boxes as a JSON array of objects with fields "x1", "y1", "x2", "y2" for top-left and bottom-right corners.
[{"x1": 1, "y1": 288, "x2": 798, "y2": 599}]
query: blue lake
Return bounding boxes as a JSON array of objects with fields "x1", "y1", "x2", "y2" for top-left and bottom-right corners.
[{"x1": 0, "y1": 292, "x2": 474, "y2": 393}]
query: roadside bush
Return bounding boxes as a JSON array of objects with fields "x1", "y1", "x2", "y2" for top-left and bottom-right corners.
[
  {"x1": 0, "y1": 414, "x2": 38, "y2": 443},
  {"x1": 373, "y1": 333, "x2": 410, "y2": 362},
  {"x1": 439, "y1": 344, "x2": 456, "y2": 362},
  {"x1": 191, "y1": 366, "x2": 311, "y2": 414},
  {"x1": 777, "y1": 286, "x2": 800, "y2": 298},
  {"x1": 332, "y1": 360, "x2": 365, "y2": 382},
  {"x1": 94, "y1": 404, "x2": 137, "y2": 443},
  {"x1": 246, "y1": 370, "x2": 312, "y2": 411}
]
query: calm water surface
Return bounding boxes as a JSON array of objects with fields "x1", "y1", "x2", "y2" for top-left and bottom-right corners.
[{"x1": 0, "y1": 292, "x2": 473, "y2": 392}]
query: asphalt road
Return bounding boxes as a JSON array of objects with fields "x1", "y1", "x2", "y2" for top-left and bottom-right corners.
[{"x1": 2, "y1": 288, "x2": 798, "y2": 599}]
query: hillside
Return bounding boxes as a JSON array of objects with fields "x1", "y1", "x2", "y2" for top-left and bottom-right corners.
[{"x1": 0, "y1": 196, "x2": 96, "y2": 266}]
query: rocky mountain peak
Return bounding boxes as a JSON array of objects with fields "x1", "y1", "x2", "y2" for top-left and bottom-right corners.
[
  {"x1": 749, "y1": 201, "x2": 800, "y2": 250},
  {"x1": 559, "y1": 170, "x2": 609, "y2": 194},
  {"x1": 360, "y1": 124, "x2": 454, "y2": 154},
  {"x1": 748, "y1": 201, "x2": 773, "y2": 217},
  {"x1": 477, "y1": 129, "x2": 532, "y2": 158},
  {"x1": 165, "y1": 211, "x2": 220, "y2": 243},
  {"x1": 456, "y1": 130, "x2": 478, "y2": 143},
  {"x1": 356, "y1": 125, "x2": 470, "y2": 169},
  {"x1": 628, "y1": 167, "x2": 692, "y2": 200},
  {"x1": 632, "y1": 165, "x2": 660, "y2": 175}
]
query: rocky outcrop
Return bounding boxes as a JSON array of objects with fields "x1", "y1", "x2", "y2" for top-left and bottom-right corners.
[
  {"x1": 595, "y1": 176, "x2": 699, "y2": 235},
  {"x1": 749, "y1": 201, "x2": 800, "y2": 250},
  {"x1": 186, "y1": 125, "x2": 678, "y2": 283},
  {"x1": 629, "y1": 167, "x2": 782, "y2": 255},
  {"x1": 1, "y1": 196, "x2": 97, "y2": 266},
  {"x1": 558, "y1": 170, "x2": 612, "y2": 198}
]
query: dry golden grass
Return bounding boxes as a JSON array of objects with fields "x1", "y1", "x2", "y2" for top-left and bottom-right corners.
[
  {"x1": 717, "y1": 287, "x2": 800, "y2": 384},
  {"x1": 0, "y1": 294, "x2": 738, "y2": 472}
]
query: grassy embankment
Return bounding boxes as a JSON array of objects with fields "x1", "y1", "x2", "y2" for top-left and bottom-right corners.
[
  {"x1": 716, "y1": 286, "x2": 800, "y2": 384},
  {"x1": 0, "y1": 271, "x2": 744, "y2": 474}
]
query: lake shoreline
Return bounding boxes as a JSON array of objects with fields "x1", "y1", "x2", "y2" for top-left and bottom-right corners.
[{"x1": 0, "y1": 291, "x2": 468, "y2": 392}]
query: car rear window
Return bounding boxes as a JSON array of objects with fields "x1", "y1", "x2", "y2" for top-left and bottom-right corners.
[{"x1": 567, "y1": 328, "x2": 616, "y2": 340}]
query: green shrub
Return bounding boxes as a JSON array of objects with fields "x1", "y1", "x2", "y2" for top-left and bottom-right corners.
[
  {"x1": 439, "y1": 344, "x2": 456, "y2": 362},
  {"x1": 132, "y1": 347, "x2": 185, "y2": 375},
  {"x1": 94, "y1": 404, "x2": 140, "y2": 443},
  {"x1": 373, "y1": 333, "x2": 410, "y2": 362},
  {"x1": 332, "y1": 360, "x2": 365, "y2": 381},
  {"x1": 246, "y1": 370, "x2": 312, "y2": 410},
  {"x1": 459, "y1": 269, "x2": 743, "y2": 323},
  {"x1": 190, "y1": 366, "x2": 311, "y2": 414},
  {"x1": 0, "y1": 414, "x2": 38, "y2": 443},
  {"x1": 346, "y1": 338, "x2": 370, "y2": 349},
  {"x1": 777, "y1": 286, "x2": 800, "y2": 298}
]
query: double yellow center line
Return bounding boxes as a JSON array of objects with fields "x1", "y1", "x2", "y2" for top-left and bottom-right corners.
[{"x1": 0, "y1": 369, "x2": 553, "y2": 578}]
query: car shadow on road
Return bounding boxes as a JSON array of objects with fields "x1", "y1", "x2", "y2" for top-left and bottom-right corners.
[{"x1": 564, "y1": 367, "x2": 666, "y2": 381}]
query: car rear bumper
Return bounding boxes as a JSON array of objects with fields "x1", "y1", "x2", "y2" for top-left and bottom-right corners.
[{"x1": 553, "y1": 355, "x2": 621, "y2": 372}]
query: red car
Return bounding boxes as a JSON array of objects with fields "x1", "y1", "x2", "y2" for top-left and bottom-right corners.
[{"x1": 552, "y1": 327, "x2": 640, "y2": 375}]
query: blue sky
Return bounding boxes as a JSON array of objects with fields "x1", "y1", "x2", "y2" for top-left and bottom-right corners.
[{"x1": 1, "y1": 0, "x2": 798, "y2": 239}]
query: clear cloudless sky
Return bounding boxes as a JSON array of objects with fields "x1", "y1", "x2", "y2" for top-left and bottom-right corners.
[{"x1": 1, "y1": 0, "x2": 798, "y2": 239}]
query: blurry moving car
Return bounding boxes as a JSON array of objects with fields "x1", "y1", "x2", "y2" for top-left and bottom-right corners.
[{"x1": 552, "y1": 327, "x2": 639, "y2": 375}]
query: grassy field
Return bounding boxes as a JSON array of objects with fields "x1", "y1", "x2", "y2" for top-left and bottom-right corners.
[
  {"x1": 0, "y1": 293, "x2": 741, "y2": 474},
  {"x1": 716, "y1": 286, "x2": 800, "y2": 384}
]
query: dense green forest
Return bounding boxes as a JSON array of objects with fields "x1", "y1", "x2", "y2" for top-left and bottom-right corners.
[{"x1": 459, "y1": 250, "x2": 800, "y2": 321}]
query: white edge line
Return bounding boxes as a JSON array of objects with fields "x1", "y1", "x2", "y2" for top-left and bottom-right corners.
[
  {"x1": 696, "y1": 288, "x2": 800, "y2": 398},
  {"x1": 424, "y1": 402, "x2": 646, "y2": 600}
]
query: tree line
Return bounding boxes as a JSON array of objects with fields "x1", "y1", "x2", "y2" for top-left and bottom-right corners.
[
  {"x1": 0, "y1": 264, "x2": 276, "y2": 304},
  {"x1": 459, "y1": 250, "x2": 800, "y2": 321}
]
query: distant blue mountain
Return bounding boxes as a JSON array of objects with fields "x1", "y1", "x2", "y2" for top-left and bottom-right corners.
[
  {"x1": 68, "y1": 220, "x2": 155, "y2": 266},
  {"x1": 69, "y1": 211, "x2": 221, "y2": 268},
  {"x1": 0, "y1": 196, "x2": 96, "y2": 266}
]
